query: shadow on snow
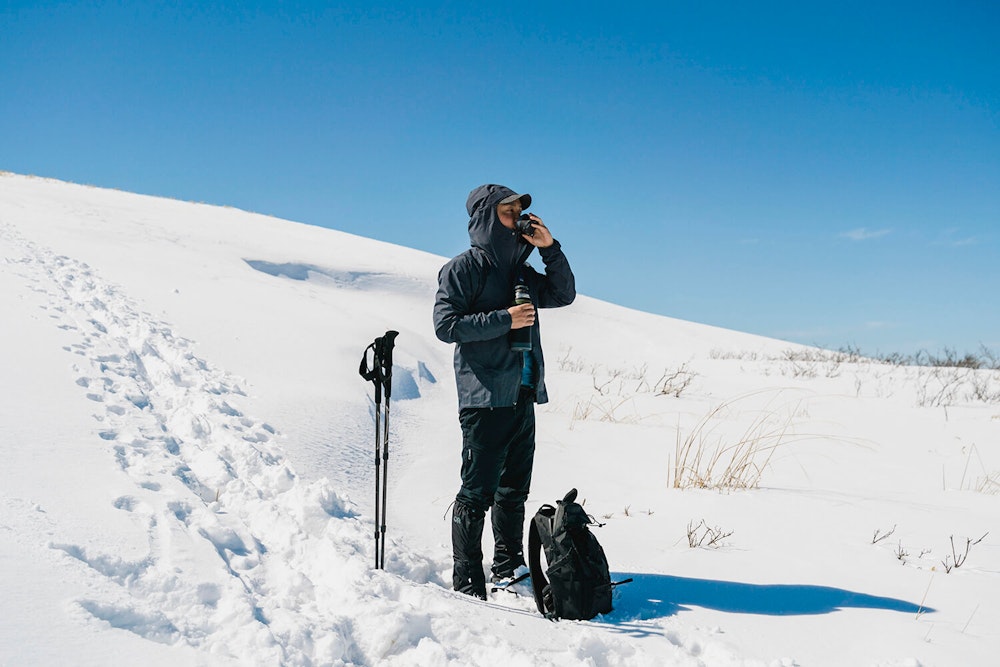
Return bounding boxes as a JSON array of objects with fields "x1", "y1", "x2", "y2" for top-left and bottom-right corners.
[
  {"x1": 607, "y1": 573, "x2": 931, "y2": 623},
  {"x1": 243, "y1": 259, "x2": 426, "y2": 294}
]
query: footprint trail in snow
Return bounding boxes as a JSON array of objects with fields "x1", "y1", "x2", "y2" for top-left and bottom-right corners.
[{"x1": 1, "y1": 226, "x2": 462, "y2": 665}]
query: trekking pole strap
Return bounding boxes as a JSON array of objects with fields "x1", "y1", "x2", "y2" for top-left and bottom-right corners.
[
  {"x1": 359, "y1": 343, "x2": 382, "y2": 404},
  {"x1": 359, "y1": 329, "x2": 399, "y2": 400},
  {"x1": 358, "y1": 343, "x2": 375, "y2": 381}
]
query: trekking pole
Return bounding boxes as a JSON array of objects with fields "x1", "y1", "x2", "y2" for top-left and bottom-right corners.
[
  {"x1": 377, "y1": 331, "x2": 398, "y2": 569},
  {"x1": 360, "y1": 339, "x2": 382, "y2": 568},
  {"x1": 359, "y1": 330, "x2": 398, "y2": 570},
  {"x1": 372, "y1": 362, "x2": 383, "y2": 569}
]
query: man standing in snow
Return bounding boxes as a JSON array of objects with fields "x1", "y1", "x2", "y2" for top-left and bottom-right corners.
[{"x1": 433, "y1": 184, "x2": 576, "y2": 599}]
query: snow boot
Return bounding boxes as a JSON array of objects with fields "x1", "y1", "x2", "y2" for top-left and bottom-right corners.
[
  {"x1": 490, "y1": 500, "x2": 526, "y2": 579},
  {"x1": 452, "y1": 502, "x2": 487, "y2": 599}
]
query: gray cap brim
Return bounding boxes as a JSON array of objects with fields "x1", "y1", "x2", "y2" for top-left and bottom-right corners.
[{"x1": 498, "y1": 192, "x2": 532, "y2": 210}]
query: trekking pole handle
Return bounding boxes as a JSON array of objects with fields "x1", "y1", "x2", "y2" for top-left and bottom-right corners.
[
  {"x1": 378, "y1": 330, "x2": 399, "y2": 399},
  {"x1": 360, "y1": 330, "x2": 399, "y2": 400}
]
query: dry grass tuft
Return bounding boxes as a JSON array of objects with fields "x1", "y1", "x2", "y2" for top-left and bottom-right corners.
[{"x1": 671, "y1": 390, "x2": 809, "y2": 491}]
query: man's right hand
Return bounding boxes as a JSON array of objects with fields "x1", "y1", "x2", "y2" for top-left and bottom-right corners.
[{"x1": 508, "y1": 303, "x2": 536, "y2": 329}]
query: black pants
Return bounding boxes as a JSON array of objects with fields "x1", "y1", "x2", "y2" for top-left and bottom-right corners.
[{"x1": 452, "y1": 391, "x2": 535, "y2": 596}]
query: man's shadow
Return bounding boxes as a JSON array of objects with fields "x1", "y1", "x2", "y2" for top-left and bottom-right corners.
[{"x1": 606, "y1": 573, "x2": 931, "y2": 622}]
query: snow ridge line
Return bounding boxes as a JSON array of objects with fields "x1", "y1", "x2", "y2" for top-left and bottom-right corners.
[{"x1": 0, "y1": 226, "x2": 465, "y2": 665}]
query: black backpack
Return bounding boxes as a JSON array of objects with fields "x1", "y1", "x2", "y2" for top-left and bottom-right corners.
[{"x1": 528, "y1": 488, "x2": 627, "y2": 620}]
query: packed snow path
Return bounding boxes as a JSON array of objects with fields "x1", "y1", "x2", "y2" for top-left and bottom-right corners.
[{"x1": 6, "y1": 224, "x2": 368, "y2": 662}]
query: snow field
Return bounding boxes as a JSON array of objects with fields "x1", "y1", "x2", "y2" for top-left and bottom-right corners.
[{"x1": 2, "y1": 173, "x2": 999, "y2": 666}]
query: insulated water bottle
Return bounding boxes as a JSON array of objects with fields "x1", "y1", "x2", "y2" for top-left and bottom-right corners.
[{"x1": 509, "y1": 283, "x2": 532, "y2": 352}]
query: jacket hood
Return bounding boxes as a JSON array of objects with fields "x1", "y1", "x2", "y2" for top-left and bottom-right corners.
[{"x1": 465, "y1": 184, "x2": 532, "y2": 271}]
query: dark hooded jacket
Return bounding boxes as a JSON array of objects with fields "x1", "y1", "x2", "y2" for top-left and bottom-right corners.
[{"x1": 434, "y1": 184, "x2": 576, "y2": 408}]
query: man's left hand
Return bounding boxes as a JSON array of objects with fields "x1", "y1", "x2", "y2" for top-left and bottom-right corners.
[{"x1": 523, "y1": 214, "x2": 554, "y2": 248}]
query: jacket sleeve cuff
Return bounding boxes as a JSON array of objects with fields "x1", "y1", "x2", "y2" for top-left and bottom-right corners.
[{"x1": 538, "y1": 239, "x2": 562, "y2": 260}]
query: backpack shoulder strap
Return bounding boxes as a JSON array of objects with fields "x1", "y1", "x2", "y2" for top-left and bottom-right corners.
[{"x1": 528, "y1": 505, "x2": 555, "y2": 615}]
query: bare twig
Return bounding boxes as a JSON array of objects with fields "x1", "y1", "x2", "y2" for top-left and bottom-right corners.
[
  {"x1": 942, "y1": 532, "x2": 988, "y2": 572},
  {"x1": 872, "y1": 524, "x2": 897, "y2": 544},
  {"x1": 916, "y1": 576, "x2": 934, "y2": 618},
  {"x1": 962, "y1": 604, "x2": 980, "y2": 634},
  {"x1": 654, "y1": 364, "x2": 696, "y2": 398},
  {"x1": 686, "y1": 519, "x2": 734, "y2": 548}
]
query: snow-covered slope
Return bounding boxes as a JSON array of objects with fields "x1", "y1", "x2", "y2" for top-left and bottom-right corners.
[{"x1": 1, "y1": 172, "x2": 998, "y2": 666}]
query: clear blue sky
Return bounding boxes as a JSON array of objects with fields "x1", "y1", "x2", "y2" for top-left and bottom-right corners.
[{"x1": 3, "y1": 1, "x2": 997, "y2": 355}]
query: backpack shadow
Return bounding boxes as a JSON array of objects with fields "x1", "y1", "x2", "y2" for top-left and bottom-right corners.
[{"x1": 604, "y1": 572, "x2": 932, "y2": 622}]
